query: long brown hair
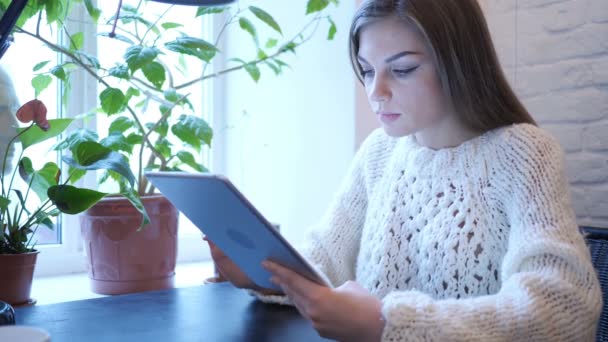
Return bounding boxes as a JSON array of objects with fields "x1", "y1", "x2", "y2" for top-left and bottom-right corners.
[{"x1": 349, "y1": 0, "x2": 536, "y2": 132}]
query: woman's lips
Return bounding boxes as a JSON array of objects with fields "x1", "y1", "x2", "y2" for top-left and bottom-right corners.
[{"x1": 378, "y1": 113, "x2": 401, "y2": 124}]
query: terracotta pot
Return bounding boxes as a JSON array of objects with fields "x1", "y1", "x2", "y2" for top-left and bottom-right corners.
[
  {"x1": 81, "y1": 194, "x2": 178, "y2": 295},
  {"x1": 0, "y1": 251, "x2": 39, "y2": 306}
]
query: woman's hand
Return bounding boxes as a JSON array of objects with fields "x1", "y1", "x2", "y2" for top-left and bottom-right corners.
[
  {"x1": 204, "y1": 237, "x2": 281, "y2": 295},
  {"x1": 263, "y1": 260, "x2": 385, "y2": 342}
]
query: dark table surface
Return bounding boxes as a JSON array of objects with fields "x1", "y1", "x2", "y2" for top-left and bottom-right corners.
[{"x1": 14, "y1": 282, "x2": 331, "y2": 342}]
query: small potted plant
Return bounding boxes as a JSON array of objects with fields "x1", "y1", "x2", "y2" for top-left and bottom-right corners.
[
  {"x1": 0, "y1": 96, "x2": 137, "y2": 305},
  {"x1": 5, "y1": 0, "x2": 338, "y2": 295}
]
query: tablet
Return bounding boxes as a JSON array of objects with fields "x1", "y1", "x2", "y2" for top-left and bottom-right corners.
[{"x1": 145, "y1": 171, "x2": 330, "y2": 290}]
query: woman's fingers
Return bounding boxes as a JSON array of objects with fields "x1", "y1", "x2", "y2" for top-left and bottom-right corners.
[{"x1": 264, "y1": 261, "x2": 320, "y2": 297}]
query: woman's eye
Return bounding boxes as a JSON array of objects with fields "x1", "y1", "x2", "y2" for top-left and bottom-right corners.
[
  {"x1": 361, "y1": 69, "x2": 374, "y2": 78},
  {"x1": 393, "y1": 66, "x2": 419, "y2": 77}
]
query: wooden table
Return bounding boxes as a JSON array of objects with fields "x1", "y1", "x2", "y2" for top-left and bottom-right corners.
[{"x1": 15, "y1": 282, "x2": 331, "y2": 342}]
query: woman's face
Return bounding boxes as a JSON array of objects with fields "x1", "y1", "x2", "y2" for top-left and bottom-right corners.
[{"x1": 357, "y1": 17, "x2": 453, "y2": 138}]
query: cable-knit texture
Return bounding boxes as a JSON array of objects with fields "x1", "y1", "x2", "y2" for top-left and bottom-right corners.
[{"x1": 256, "y1": 124, "x2": 602, "y2": 341}]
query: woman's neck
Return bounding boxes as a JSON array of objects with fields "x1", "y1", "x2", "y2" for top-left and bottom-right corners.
[{"x1": 414, "y1": 116, "x2": 480, "y2": 150}]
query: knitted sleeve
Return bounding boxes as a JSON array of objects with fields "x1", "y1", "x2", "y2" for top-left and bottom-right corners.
[{"x1": 379, "y1": 125, "x2": 602, "y2": 341}]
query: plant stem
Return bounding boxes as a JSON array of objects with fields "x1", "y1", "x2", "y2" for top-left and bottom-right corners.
[
  {"x1": 175, "y1": 14, "x2": 326, "y2": 90},
  {"x1": 14, "y1": 172, "x2": 36, "y2": 230},
  {"x1": 1, "y1": 124, "x2": 33, "y2": 198},
  {"x1": 21, "y1": 198, "x2": 52, "y2": 233},
  {"x1": 140, "y1": 3, "x2": 172, "y2": 43},
  {"x1": 138, "y1": 92, "x2": 191, "y2": 194},
  {"x1": 110, "y1": 0, "x2": 123, "y2": 38}
]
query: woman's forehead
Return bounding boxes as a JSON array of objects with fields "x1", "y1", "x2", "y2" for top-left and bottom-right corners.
[{"x1": 358, "y1": 18, "x2": 427, "y2": 58}]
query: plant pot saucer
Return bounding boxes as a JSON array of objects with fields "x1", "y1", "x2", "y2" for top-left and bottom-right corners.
[
  {"x1": 203, "y1": 276, "x2": 227, "y2": 285},
  {"x1": 12, "y1": 298, "x2": 36, "y2": 308}
]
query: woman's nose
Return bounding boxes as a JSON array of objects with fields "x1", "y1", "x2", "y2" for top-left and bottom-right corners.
[{"x1": 368, "y1": 74, "x2": 391, "y2": 104}]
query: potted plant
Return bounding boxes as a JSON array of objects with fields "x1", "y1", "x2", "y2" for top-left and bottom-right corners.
[
  {"x1": 0, "y1": 93, "x2": 138, "y2": 305},
  {"x1": 5, "y1": 0, "x2": 338, "y2": 295}
]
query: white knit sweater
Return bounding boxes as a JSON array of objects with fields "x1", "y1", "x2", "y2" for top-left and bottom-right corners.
[{"x1": 257, "y1": 123, "x2": 602, "y2": 341}]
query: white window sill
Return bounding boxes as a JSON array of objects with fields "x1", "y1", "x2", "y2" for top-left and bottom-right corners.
[{"x1": 31, "y1": 261, "x2": 216, "y2": 306}]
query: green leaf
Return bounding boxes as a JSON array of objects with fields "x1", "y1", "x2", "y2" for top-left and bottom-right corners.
[
  {"x1": 50, "y1": 65, "x2": 66, "y2": 81},
  {"x1": 98, "y1": 32, "x2": 135, "y2": 44},
  {"x1": 109, "y1": 117, "x2": 134, "y2": 134},
  {"x1": 14, "y1": 1, "x2": 41, "y2": 28},
  {"x1": 274, "y1": 59, "x2": 290, "y2": 68},
  {"x1": 32, "y1": 74, "x2": 52, "y2": 97},
  {"x1": 124, "y1": 46, "x2": 160, "y2": 73},
  {"x1": 44, "y1": 0, "x2": 61, "y2": 24},
  {"x1": 279, "y1": 42, "x2": 297, "y2": 54},
  {"x1": 265, "y1": 38, "x2": 278, "y2": 49},
  {"x1": 126, "y1": 133, "x2": 143, "y2": 145},
  {"x1": 264, "y1": 60, "x2": 281, "y2": 75},
  {"x1": 100, "y1": 88, "x2": 126, "y2": 115},
  {"x1": 171, "y1": 115, "x2": 213, "y2": 152},
  {"x1": 18, "y1": 158, "x2": 60, "y2": 202},
  {"x1": 239, "y1": 17, "x2": 258, "y2": 46},
  {"x1": 18, "y1": 118, "x2": 73, "y2": 150},
  {"x1": 146, "y1": 119, "x2": 169, "y2": 136},
  {"x1": 165, "y1": 37, "x2": 219, "y2": 62},
  {"x1": 63, "y1": 141, "x2": 135, "y2": 187},
  {"x1": 257, "y1": 49, "x2": 268, "y2": 59},
  {"x1": 115, "y1": 15, "x2": 160, "y2": 35},
  {"x1": 119, "y1": 187, "x2": 150, "y2": 229},
  {"x1": 121, "y1": 4, "x2": 138, "y2": 13},
  {"x1": 244, "y1": 63, "x2": 261, "y2": 82},
  {"x1": 249, "y1": 6, "x2": 282, "y2": 35},
  {"x1": 108, "y1": 64, "x2": 130, "y2": 80},
  {"x1": 164, "y1": 88, "x2": 180, "y2": 103},
  {"x1": 68, "y1": 167, "x2": 87, "y2": 184},
  {"x1": 75, "y1": 51, "x2": 100, "y2": 69},
  {"x1": 100, "y1": 132, "x2": 133, "y2": 154},
  {"x1": 196, "y1": 6, "x2": 227, "y2": 17},
  {"x1": 83, "y1": 0, "x2": 101, "y2": 23},
  {"x1": 142, "y1": 61, "x2": 166, "y2": 89},
  {"x1": 306, "y1": 0, "x2": 330, "y2": 14},
  {"x1": 154, "y1": 138, "x2": 172, "y2": 159},
  {"x1": 48, "y1": 185, "x2": 108, "y2": 215},
  {"x1": 33, "y1": 61, "x2": 50, "y2": 72},
  {"x1": 161, "y1": 22, "x2": 183, "y2": 30},
  {"x1": 125, "y1": 87, "x2": 141, "y2": 102},
  {"x1": 0, "y1": 196, "x2": 9, "y2": 211},
  {"x1": 327, "y1": 18, "x2": 337, "y2": 40},
  {"x1": 69, "y1": 32, "x2": 84, "y2": 51},
  {"x1": 176, "y1": 151, "x2": 204, "y2": 172},
  {"x1": 32, "y1": 212, "x2": 54, "y2": 230},
  {"x1": 53, "y1": 129, "x2": 98, "y2": 152}
]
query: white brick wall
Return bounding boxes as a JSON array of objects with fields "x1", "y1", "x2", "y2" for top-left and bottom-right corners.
[{"x1": 481, "y1": 0, "x2": 608, "y2": 227}]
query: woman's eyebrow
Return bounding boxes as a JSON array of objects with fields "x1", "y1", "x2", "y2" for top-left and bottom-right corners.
[
  {"x1": 385, "y1": 51, "x2": 418, "y2": 63},
  {"x1": 357, "y1": 51, "x2": 419, "y2": 65}
]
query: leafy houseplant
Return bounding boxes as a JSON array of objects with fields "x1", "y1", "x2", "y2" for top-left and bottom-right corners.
[
  {"x1": 1, "y1": 99, "x2": 136, "y2": 254},
  {"x1": 7, "y1": 0, "x2": 339, "y2": 201},
  {"x1": 1, "y1": 0, "x2": 339, "y2": 294},
  {"x1": 0, "y1": 97, "x2": 135, "y2": 304}
]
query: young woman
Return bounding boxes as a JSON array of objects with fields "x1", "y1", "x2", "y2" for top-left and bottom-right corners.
[{"x1": 207, "y1": 0, "x2": 602, "y2": 341}]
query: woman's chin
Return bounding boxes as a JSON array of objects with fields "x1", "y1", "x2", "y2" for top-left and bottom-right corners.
[{"x1": 381, "y1": 125, "x2": 413, "y2": 138}]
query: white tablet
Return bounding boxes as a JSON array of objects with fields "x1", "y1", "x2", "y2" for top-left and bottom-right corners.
[{"x1": 145, "y1": 171, "x2": 330, "y2": 290}]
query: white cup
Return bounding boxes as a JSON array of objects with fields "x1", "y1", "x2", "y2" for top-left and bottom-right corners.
[{"x1": 0, "y1": 326, "x2": 51, "y2": 342}]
